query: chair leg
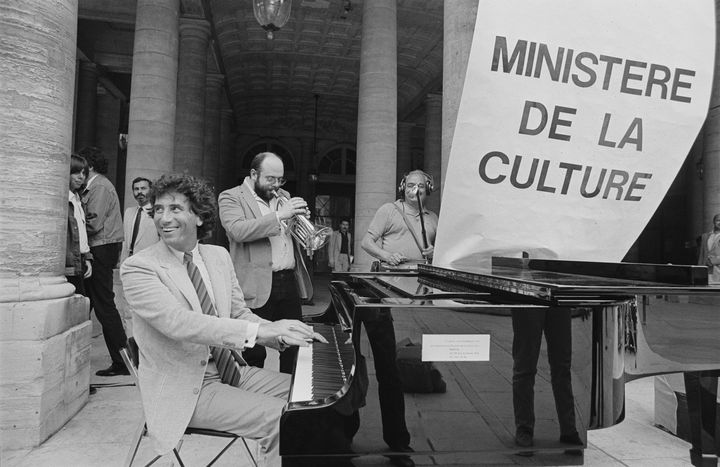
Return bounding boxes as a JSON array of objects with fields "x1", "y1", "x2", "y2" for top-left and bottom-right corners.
[
  {"x1": 143, "y1": 455, "x2": 163, "y2": 467},
  {"x1": 124, "y1": 421, "x2": 148, "y2": 467},
  {"x1": 206, "y1": 437, "x2": 237, "y2": 467},
  {"x1": 172, "y1": 448, "x2": 185, "y2": 467},
  {"x1": 241, "y1": 438, "x2": 258, "y2": 467}
]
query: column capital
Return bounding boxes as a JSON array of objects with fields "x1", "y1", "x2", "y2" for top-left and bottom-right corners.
[{"x1": 179, "y1": 17, "x2": 210, "y2": 39}]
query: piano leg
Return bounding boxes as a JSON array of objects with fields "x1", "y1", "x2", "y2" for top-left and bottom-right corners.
[{"x1": 684, "y1": 371, "x2": 720, "y2": 466}]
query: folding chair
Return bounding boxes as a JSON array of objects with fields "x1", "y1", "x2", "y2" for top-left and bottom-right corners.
[{"x1": 120, "y1": 338, "x2": 257, "y2": 467}]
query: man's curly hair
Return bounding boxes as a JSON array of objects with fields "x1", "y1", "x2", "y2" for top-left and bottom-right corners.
[
  {"x1": 77, "y1": 146, "x2": 109, "y2": 174},
  {"x1": 149, "y1": 173, "x2": 217, "y2": 241}
]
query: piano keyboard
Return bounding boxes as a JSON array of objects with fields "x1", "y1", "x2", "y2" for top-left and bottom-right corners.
[{"x1": 289, "y1": 324, "x2": 354, "y2": 404}]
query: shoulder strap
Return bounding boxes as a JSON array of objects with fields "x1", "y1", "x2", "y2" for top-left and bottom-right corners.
[{"x1": 392, "y1": 202, "x2": 424, "y2": 254}]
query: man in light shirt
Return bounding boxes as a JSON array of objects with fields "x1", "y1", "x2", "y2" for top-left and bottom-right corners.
[
  {"x1": 120, "y1": 176, "x2": 159, "y2": 264},
  {"x1": 121, "y1": 173, "x2": 324, "y2": 467},
  {"x1": 219, "y1": 152, "x2": 313, "y2": 374},
  {"x1": 698, "y1": 213, "x2": 720, "y2": 284}
]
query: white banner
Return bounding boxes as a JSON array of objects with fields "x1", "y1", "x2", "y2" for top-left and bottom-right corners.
[{"x1": 434, "y1": 0, "x2": 716, "y2": 269}]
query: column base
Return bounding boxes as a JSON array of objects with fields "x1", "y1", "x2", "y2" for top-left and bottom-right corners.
[{"x1": 0, "y1": 294, "x2": 92, "y2": 451}]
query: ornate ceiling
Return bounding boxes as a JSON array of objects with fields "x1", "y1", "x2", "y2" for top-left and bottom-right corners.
[{"x1": 77, "y1": 0, "x2": 444, "y2": 135}]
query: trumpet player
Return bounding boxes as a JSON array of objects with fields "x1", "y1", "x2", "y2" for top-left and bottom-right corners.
[{"x1": 219, "y1": 152, "x2": 314, "y2": 373}]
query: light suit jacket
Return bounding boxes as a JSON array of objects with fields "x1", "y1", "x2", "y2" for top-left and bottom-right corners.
[
  {"x1": 698, "y1": 231, "x2": 720, "y2": 268},
  {"x1": 120, "y1": 205, "x2": 159, "y2": 264},
  {"x1": 328, "y1": 230, "x2": 352, "y2": 269},
  {"x1": 218, "y1": 181, "x2": 312, "y2": 308},
  {"x1": 120, "y1": 241, "x2": 266, "y2": 454}
]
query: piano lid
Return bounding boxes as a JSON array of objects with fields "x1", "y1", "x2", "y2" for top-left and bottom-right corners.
[{"x1": 417, "y1": 257, "x2": 716, "y2": 302}]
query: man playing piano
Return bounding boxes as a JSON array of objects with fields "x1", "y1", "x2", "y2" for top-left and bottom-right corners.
[{"x1": 121, "y1": 173, "x2": 326, "y2": 467}]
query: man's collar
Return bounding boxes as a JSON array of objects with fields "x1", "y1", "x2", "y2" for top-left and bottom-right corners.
[
  {"x1": 396, "y1": 199, "x2": 427, "y2": 216},
  {"x1": 245, "y1": 176, "x2": 274, "y2": 207},
  {"x1": 165, "y1": 242, "x2": 200, "y2": 263},
  {"x1": 85, "y1": 174, "x2": 99, "y2": 189}
]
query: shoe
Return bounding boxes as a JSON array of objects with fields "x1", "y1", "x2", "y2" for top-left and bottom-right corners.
[
  {"x1": 96, "y1": 363, "x2": 130, "y2": 377},
  {"x1": 515, "y1": 431, "x2": 534, "y2": 448},
  {"x1": 563, "y1": 449, "x2": 583, "y2": 456},
  {"x1": 386, "y1": 446, "x2": 415, "y2": 467},
  {"x1": 559, "y1": 433, "x2": 583, "y2": 445},
  {"x1": 89, "y1": 386, "x2": 97, "y2": 395}
]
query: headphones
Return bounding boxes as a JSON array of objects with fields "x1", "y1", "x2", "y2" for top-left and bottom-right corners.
[{"x1": 398, "y1": 170, "x2": 434, "y2": 196}]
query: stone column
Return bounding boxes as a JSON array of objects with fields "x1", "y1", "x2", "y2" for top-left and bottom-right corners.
[
  {"x1": 125, "y1": 0, "x2": 180, "y2": 209},
  {"x1": 423, "y1": 93, "x2": 442, "y2": 213},
  {"x1": 686, "y1": 135, "x2": 705, "y2": 247},
  {"x1": 95, "y1": 87, "x2": 122, "y2": 186},
  {"x1": 218, "y1": 99, "x2": 236, "y2": 193},
  {"x1": 397, "y1": 122, "x2": 414, "y2": 188},
  {"x1": 0, "y1": 0, "x2": 91, "y2": 450},
  {"x1": 203, "y1": 74, "x2": 224, "y2": 191},
  {"x1": 74, "y1": 61, "x2": 98, "y2": 150},
  {"x1": 702, "y1": 5, "x2": 720, "y2": 226},
  {"x1": 353, "y1": 0, "x2": 397, "y2": 270},
  {"x1": 442, "y1": 0, "x2": 478, "y2": 197},
  {"x1": 173, "y1": 18, "x2": 210, "y2": 177}
]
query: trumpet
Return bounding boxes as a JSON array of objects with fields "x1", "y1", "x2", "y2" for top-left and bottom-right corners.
[{"x1": 272, "y1": 190, "x2": 332, "y2": 258}]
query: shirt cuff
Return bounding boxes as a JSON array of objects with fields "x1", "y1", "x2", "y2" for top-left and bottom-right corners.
[{"x1": 244, "y1": 322, "x2": 259, "y2": 348}]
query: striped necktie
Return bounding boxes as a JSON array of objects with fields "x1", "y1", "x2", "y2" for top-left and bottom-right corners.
[{"x1": 183, "y1": 251, "x2": 245, "y2": 386}]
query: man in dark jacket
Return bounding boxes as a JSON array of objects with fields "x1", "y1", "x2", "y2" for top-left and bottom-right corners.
[{"x1": 79, "y1": 147, "x2": 128, "y2": 376}]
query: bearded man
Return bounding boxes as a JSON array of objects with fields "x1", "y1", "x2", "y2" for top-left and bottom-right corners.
[{"x1": 218, "y1": 152, "x2": 313, "y2": 373}]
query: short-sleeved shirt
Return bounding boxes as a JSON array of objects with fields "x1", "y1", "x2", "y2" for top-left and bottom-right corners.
[{"x1": 366, "y1": 200, "x2": 438, "y2": 261}]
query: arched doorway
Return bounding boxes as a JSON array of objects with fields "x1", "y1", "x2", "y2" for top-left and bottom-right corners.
[{"x1": 314, "y1": 144, "x2": 356, "y2": 272}]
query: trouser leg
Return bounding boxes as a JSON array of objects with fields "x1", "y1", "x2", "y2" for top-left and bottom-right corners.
[
  {"x1": 250, "y1": 272, "x2": 303, "y2": 374},
  {"x1": 512, "y1": 309, "x2": 545, "y2": 436},
  {"x1": 189, "y1": 367, "x2": 290, "y2": 467},
  {"x1": 86, "y1": 243, "x2": 127, "y2": 365},
  {"x1": 66, "y1": 274, "x2": 86, "y2": 296},
  {"x1": 363, "y1": 310, "x2": 410, "y2": 449},
  {"x1": 544, "y1": 307, "x2": 578, "y2": 438}
]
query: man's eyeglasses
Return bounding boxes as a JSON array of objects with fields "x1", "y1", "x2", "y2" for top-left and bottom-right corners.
[
  {"x1": 405, "y1": 183, "x2": 427, "y2": 191},
  {"x1": 263, "y1": 175, "x2": 286, "y2": 186}
]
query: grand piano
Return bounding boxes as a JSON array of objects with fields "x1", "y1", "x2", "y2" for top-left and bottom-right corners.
[{"x1": 280, "y1": 257, "x2": 720, "y2": 466}]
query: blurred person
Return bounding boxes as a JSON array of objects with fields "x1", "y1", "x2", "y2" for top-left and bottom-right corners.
[
  {"x1": 328, "y1": 219, "x2": 353, "y2": 272},
  {"x1": 698, "y1": 213, "x2": 720, "y2": 285}
]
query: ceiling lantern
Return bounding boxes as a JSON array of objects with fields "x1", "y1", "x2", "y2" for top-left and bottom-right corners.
[{"x1": 253, "y1": 0, "x2": 292, "y2": 40}]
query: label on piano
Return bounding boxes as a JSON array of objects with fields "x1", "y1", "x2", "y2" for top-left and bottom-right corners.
[{"x1": 421, "y1": 335, "x2": 490, "y2": 361}]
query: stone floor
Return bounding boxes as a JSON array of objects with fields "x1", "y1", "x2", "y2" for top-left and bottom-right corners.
[{"x1": 1, "y1": 273, "x2": 700, "y2": 467}]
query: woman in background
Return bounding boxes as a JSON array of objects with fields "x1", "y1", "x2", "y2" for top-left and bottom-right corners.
[{"x1": 66, "y1": 154, "x2": 93, "y2": 294}]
